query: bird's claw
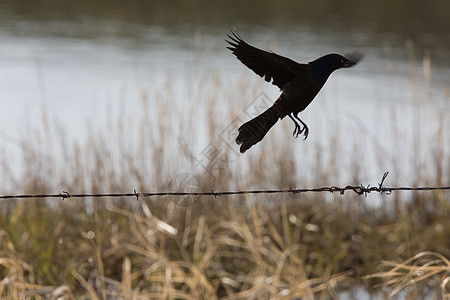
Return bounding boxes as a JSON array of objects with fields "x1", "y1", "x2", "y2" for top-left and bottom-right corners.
[
  {"x1": 302, "y1": 125, "x2": 309, "y2": 140},
  {"x1": 293, "y1": 125, "x2": 300, "y2": 138},
  {"x1": 292, "y1": 124, "x2": 309, "y2": 140}
]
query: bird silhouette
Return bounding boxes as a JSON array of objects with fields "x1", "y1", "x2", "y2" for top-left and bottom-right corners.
[{"x1": 226, "y1": 30, "x2": 363, "y2": 153}]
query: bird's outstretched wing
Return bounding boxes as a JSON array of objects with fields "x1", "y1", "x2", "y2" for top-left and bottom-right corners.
[{"x1": 225, "y1": 30, "x2": 307, "y2": 90}]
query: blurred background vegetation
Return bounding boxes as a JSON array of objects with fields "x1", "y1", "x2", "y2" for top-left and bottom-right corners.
[{"x1": 1, "y1": 0, "x2": 449, "y2": 35}]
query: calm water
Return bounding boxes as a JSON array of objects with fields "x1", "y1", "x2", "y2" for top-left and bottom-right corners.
[{"x1": 0, "y1": 2, "x2": 449, "y2": 186}]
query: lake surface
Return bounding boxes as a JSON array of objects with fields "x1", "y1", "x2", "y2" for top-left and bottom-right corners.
[{"x1": 0, "y1": 1, "x2": 449, "y2": 188}]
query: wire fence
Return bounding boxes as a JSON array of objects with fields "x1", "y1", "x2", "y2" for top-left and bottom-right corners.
[{"x1": 0, "y1": 172, "x2": 449, "y2": 201}]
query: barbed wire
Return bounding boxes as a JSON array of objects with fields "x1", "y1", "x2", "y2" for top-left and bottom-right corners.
[{"x1": 0, "y1": 172, "x2": 449, "y2": 201}]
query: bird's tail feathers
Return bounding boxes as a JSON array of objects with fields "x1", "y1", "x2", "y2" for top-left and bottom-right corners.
[{"x1": 235, "y1": 103, "x2": 283, "y2": 153}]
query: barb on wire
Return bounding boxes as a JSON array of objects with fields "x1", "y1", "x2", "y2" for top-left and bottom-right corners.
[
  {"x1": 378, "y1": 171, "x2": 390, "y2": 195},
  {"x1": 289, "y1": 187, "x2": 297, "y2": 195},
  {"x1": 60, "y1": 191, "x2": 71, "y2": 200},
  {"x1": 0, "y1": 172, "x2": 449, "y2": 201},
  {"x1": 133, "y1": 189, "x2": 141, "y2": 202}
]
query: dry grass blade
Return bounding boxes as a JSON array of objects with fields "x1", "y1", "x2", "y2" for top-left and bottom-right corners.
[
  {"x1": 367, "y1": 251, "x2": 450, "y2": 297},
  {"x1": 72, "y1": 270, "x2": 100, "y2": 300},
  {"x1": 121, "y1": 257, "x2": 132, "y2": 298}
]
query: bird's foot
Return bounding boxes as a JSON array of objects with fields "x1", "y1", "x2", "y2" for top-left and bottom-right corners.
[
  {"x1": 302, "y1": 124, "x2": 309, "y2": 140},
  {"x1": 292, "y1": 124, "x2": 309, "y2": 140}
]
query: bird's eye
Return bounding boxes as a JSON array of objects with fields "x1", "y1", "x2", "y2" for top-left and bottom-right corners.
[{"x1": 340, "y1": 59, "x2": 344, "y2": 63}]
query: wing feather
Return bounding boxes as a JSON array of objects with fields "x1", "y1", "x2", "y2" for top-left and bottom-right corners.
[{"x1": 225, "y1": 30, "x2": 307, "y2": 89}]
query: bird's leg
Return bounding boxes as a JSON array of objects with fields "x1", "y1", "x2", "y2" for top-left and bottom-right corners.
[
  {"x1": 287, "y1": 114, "x2": 301, "y2": 138},
  {"x1": 288, "y1": 114, "x2": 309, "y2": 140}
]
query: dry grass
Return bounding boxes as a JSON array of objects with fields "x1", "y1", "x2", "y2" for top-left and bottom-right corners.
[
  {"x1": 367, "y1": 251, "x2": 450, "y2": 298},
  {"x1": 0, "y1": 46, "x2": 449, "y2": 299}
]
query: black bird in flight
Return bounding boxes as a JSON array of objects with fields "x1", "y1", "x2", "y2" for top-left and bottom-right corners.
[{"x1": 226, "y1": 30, "x2": 363, "y2": 154}]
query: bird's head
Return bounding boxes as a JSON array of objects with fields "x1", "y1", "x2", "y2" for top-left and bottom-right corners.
[{"x1": 310, "y1": 52, "x2": 364, "y2": 84}]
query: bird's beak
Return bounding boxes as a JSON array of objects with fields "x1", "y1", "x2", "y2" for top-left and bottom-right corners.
[
  {"x1": 341, "y1": 58, "x2": 356, "y2": 68},
  {"x1": 342, "y1": 51, "x2": 364, "y2": 68}
]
